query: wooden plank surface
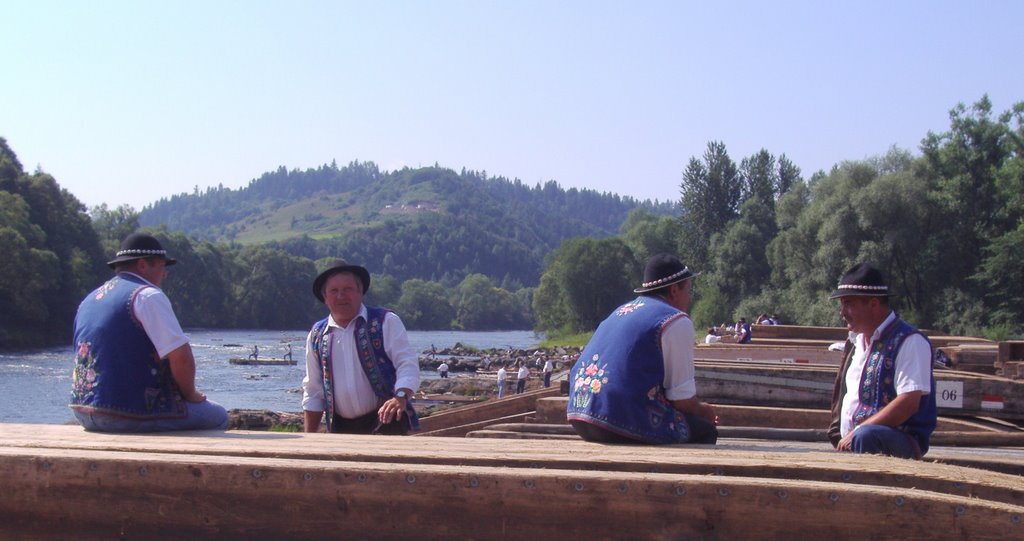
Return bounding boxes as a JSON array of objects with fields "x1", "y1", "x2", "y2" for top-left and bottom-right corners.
[
  {"x1": 2, "y1": 424, "x2": 1021, "y2": 501},
  {"x1": 2, "y1": 445, "x2": 1020, "y2": 540}
]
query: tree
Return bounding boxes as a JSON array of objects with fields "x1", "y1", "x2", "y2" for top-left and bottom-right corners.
[
  {"x1": 678, "y1": 141, "x2": 741, "y2": 270},
  {"x1": 707, "y1": 197, "x2": 776, "y2": 306},
  {"x1": 620, "y1": 208, "x2": 682, "y2": 265},
  {"x1": 739, "y1": 149, "x2": 777, "y2": 209},
  {"x1": 450, "y1": 274, "x2": 528, "y2": 330},
  {"x1": 534, "y1": 237, "x2": 637, "y2": 334},
  {"x1": 90, "y1": 204, "x2": 140, "y2": 253},
  {"x1": 397, "y1": 279, "x2": 455, "y2": 330},
  {"x1": 230, "y1": 245, "x2": 319, "y2": 329},
  {"x1": 365, "y1": 274, "x2": 401, "y2": 309}
]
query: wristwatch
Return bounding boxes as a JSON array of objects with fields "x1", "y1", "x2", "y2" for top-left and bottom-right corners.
[{"x1": 395, "y1": 389, "x2": 410, "y2": 401}]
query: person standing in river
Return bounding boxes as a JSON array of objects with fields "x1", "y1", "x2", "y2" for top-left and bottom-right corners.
[
  {"x1": 302, "y1": 260, "x2": 420, "y2": 435},
  {"x1": 69, "y1": 233, "x2": 228, "y2": 432}
]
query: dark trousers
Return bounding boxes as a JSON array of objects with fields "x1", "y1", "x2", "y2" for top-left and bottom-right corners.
[
  {"x1": 516, "y1": 379, "x2": 526, "y2": 393},
  {"x1": 571, "y1": 414, "x2": 718, "y2": 445},
  {"x1": 329, "y1": 409, "x2": 410, "y2": 435}
]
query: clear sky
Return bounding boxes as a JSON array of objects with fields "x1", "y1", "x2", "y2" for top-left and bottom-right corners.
[{"x1": 2, "y1": 1, "x2": 1021, "y2": 210}]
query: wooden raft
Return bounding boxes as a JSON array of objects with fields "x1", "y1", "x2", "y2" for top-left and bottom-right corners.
[{"x1": 1, "y1": 424, "x2": 1021, "y2": 540}]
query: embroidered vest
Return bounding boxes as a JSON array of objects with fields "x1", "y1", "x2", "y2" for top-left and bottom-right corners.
[
  {"x1": 70, "y1": 274, "x2": 185, "y2": 418},
  {"x1": 849, "y1": 318, "x2": 937, "y2": 453},
  {"x1": 566, "y1": 296, "x2": 691, "y2": 444},
  {"x1": 312, "y1": 306, "x2": 420, "y2": 432}
]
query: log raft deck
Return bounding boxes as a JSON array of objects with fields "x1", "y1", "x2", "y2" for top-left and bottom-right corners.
[{"x1": 1, "y1": 423, "x2": 1022, "y2": 541}]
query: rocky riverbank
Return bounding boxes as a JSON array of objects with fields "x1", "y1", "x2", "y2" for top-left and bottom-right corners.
[{"x1": 228, "y1": 345, "x2": 581, "y2": 431}]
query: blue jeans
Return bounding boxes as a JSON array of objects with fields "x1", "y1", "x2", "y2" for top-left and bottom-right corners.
[
  {"x1": 73, "y1": 399, "x2": 229, "y2": 433},
  {"x1": 849, "y1": 425, "x2": 922, "y2": 459},
  {"x1": 497, "y1": 382, "x2": 505, "y2": 399}
]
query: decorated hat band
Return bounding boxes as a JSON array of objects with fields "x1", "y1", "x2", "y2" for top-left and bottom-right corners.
[
  {"x1": 640, "y1": 267, "x2": 693, "y2": 289},
  {"x1": 115, "y1": 248, "x2": 168, "y2": 257}
]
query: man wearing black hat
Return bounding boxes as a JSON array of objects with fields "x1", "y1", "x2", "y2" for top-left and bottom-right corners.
[
  {"x1": 302, "y1": 260, "x2": 420, "y2": 434},
  {"x1": 69, "y1": 233, "x2": 228, "y2": 432},
  {"x1": 566, "y1": 253, "x2": 718, "y2": 444},
  {"x1": 827, "y1": 263, "x2": 937, "y2": 459}
]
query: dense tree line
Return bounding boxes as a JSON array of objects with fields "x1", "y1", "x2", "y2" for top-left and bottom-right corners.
[
  {"x1": 0, "y1": 138, "x2": 108, "y2": 348},
  {"x1": 0, "y1": 143, "x2": 534, "y2": 349},
  {"x1": 535, "y1": 96, "x2": 1024, "y2": 340}
]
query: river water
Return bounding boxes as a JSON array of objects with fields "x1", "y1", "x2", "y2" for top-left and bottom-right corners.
[{"x1": 0, "y1": 329, "x2": 541, "y2": 425}]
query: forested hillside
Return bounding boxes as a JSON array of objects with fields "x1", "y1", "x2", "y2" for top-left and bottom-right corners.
[{"x1": 140, "y1": 164, "x2": 675, "y2": 285}]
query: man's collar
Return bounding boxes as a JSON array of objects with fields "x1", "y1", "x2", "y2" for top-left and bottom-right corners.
[
  {"x1": 866, "y1": 310, "x2": 897, "y2": 343},
  {"x1": 327, "y1": 304, "x2": 368, "y2": 329},
  {"x1": 118, "y1": 271, "x2": 158, "y2": 288}
]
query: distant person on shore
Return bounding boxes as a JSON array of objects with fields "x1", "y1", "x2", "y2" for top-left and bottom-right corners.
[
  {"x1": 283, "y1": 343, "x2": 293, "y2": 362},
  {"x1": 249, "y1": 345, "x2": 259, "y2": 361},
  {"x1": 438, "y1": 361, "x2": 449, "y2": 379},
  {"x1": 516, "y1": 363, "x2": 529, "y2": 393},
  {"x1": 755, "y1": 313, "x2": 770, "y2": 325},
  {"x1": 543, "y1": 358, "x2": 554, "y2": 388},
  {"x1": 734, "y1": 318, "x2": 751, "y2": 343},
  {"x1": 704, "y1": 327, "x2": 721, "y2": 344},
  {"x1": 497, "y1": 365, "x2": 507, "y2": 399},
  {"x1": 769, "y1": 313, "x2": 781, "y2": 325},
  {"x1": 302, "y1": 260, "x2": 420, "y2": 435},
  {"x1": 567, "y1": 253, "x2": 718, "y2": 444},
  {"x1": 69, "y1": 233, "x2": 228, "y2": 432},
  {"x1": 827, "y1": 263, "x2": 936, "y2": 459}
]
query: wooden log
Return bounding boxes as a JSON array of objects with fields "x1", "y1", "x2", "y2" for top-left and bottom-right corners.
[
  {"x1": 692, "y1": 363, "x2": 1024, "y2": 420},
  {"x1": 1, "y1": 425, "x2": 1022, "y2": 540},
  {"x1": 417, "y1": 386, "x2": 559, "y2": 433},
  {"x1": 2, "y1": 425, "x2": 1022, "y2": 501},
  {"x1": 696, "y1": 343, "x2": 844, "y2": 365}
]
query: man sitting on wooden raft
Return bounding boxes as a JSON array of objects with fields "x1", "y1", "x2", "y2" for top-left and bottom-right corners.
[
  {"x1": 567, "y1": 253, "x2": 719, "y2": 444},
  {"x1": 827, "y1": 263, "x2": 937, "y2": 459},
  {"x1": 302, "y1": 260, "x2": 420, "y2": 435},
  {"x1": 69, "y1": 233, "x2": 228, "y2": 432}
]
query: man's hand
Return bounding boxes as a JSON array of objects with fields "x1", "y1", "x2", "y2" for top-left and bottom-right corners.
[
  {"x1": 378, "y1": 395, "x2": 407, "y2": 424},
  {"x1": 836, "y1": 430, "x2": 855, "y2": 451},
  {"x1": 182, "y1": 390, "x2": 207, "y2": 403}
]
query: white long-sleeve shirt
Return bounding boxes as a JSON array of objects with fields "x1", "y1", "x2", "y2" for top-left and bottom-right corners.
[
  {"x1": 660, "y1": 304, "x2": 698, "y2": 401},
  {"x1": 302, "y1": 305, "x2": 420, "y2": 419}
]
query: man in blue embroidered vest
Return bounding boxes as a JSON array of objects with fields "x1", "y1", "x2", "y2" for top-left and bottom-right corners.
[
  {"x1": 567, "y1": 253, "x2": 719, "y2": 444},
  {"x1": 302, "y1": 260, "x2": 420, "y2": 434},
  {"x1": 69, "y1": 233, "x2": 229, "y2": 432},
  {"x1": 827, "y1": 263, "x2": 937, "y2": 459}
]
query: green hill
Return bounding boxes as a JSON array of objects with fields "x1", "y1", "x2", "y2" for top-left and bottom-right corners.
[{"x1": 139, "y1": 162, "x2": 676, "y2": 286}]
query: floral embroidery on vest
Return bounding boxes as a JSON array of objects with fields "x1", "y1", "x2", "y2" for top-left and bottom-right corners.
[
  {"x1": 571, "y1": 354, "x2": 609, "y2": 410},
  {"x1": 71, "y1": 342, "x2": 99, "y2": 404},
  {"x1": 853, "y1": 326, "x2": 910, "y2": 427}
]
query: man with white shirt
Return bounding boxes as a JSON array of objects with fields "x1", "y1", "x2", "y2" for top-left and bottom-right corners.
[
  {"x1": 827, "y1": 263, "x2": 936, "y2": 459},
  {"x1": 566, "y1": 253, "x2": 718, "y2": 444},
  {"x1": 516, "y1": 363, "x2": 529, "y2": 393},
  {"x1": 69, "y1": 233, "x2": 228, "y2": 432},
  {"x1": 302, "y1": 260, "x2": 420, "y2": 435}
]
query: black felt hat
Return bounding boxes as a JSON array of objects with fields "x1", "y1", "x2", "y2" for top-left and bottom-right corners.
[
  {"x1": 634, "y1": 253, "x2": 700, "y2": 293},
  {"x1": 106, "y1": 233, "x2": 177, "y2": 269},
  {"x1": 313, "y1": 260, "x2": 371, "y2": 302},
  {"x1": 829, "y1": 262, "x2": 894, "y2": 299}
]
